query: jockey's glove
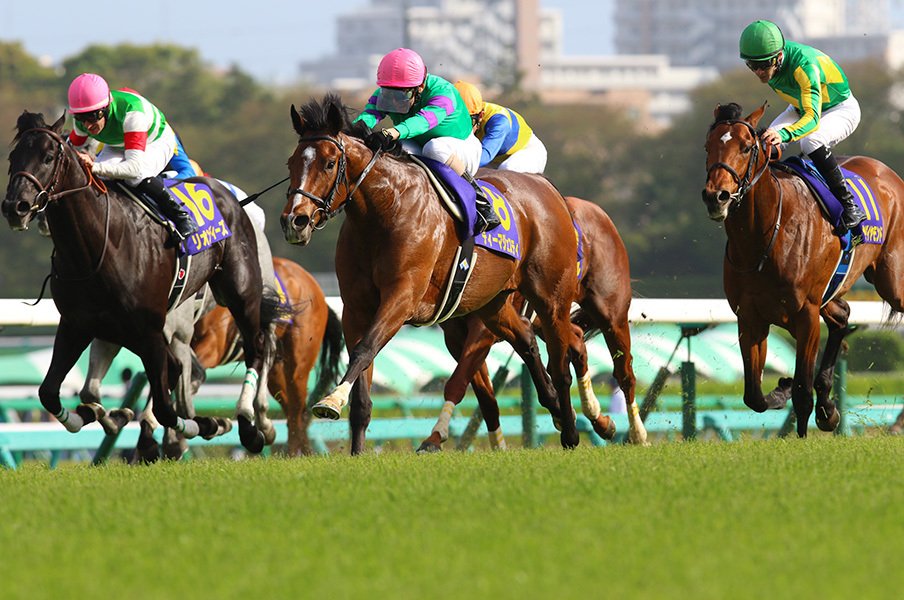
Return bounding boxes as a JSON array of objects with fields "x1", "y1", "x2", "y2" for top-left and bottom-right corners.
[{"x1": 365, "y1": 127, "x2": 400, "y2": 152}]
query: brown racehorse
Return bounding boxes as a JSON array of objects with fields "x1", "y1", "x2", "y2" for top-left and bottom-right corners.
[
  {"x1": 419, "y1": 196, "x2": 648, "y2": 451},
  {"x1": 280, "y1": 94, "x2": 581, "y2": 454},
  {"x1": 702, "y1": 103, "x2": 904, "y2": 437},
  {"x1": 2, "y1": 112, "x2": 278, "y2": 453},
  {"x1": 191, "y1": 256, "x2": 343, "y2": 456}
]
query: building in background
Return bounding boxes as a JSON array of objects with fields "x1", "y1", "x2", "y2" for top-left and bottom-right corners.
[{"x1": 614, "y1": 0, "x2": 903, "y2": 71}]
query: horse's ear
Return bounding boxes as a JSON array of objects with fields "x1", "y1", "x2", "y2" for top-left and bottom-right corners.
[
  {"x1": 713, "y1": 104, "x2": 723, "y2": 120},
  {"x1": 290, "y1": 104, "x2": 304, "y2": 136},
  {"x1": 326, "y1": 102, "x2": 343, "y2": 136},
  {"x1": 746, "y1": 102, "x2": 768, "y2": 128},
  {"x1": 51, "y1": 112, "x2": 66, "y2": 132}
]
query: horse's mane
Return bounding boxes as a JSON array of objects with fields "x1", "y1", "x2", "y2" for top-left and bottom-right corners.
[
  {"x1": 297, "y1": 93, "x2": 406, "y2": 156},
  {"x1": 710, "y1": 103, "x2": 743, "y2": 129},
  {"x1": 13, "y1": 111, "x2": 48, "y2": 143}
]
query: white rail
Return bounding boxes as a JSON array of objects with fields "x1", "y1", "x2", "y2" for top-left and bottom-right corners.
[{"x1": 0, "y1": 297, "x2": 892, "y2": 327}]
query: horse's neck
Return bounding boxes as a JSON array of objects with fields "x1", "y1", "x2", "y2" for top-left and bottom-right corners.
[
  {"x1": 46, "y1": 184, "x2": 111, "y2": 273},
  {"x1": 351, "y1": 157, "x2": 438, "y2": 226},
  {"x1": 727, "y1": 174, "x2": 783, "y2": 240}
]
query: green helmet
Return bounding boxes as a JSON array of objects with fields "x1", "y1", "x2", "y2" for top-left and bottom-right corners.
[{"x1": 739, "y1": 20, "x2": 785, "y2": 60}]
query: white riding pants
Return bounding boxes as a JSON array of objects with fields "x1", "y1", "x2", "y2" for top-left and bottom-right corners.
[
  {"x1": 401, "y1": 133, "x2": 483, "y2": 176},
  {"x1": 495, "y1": 132, "x2": 548, "y2": 174},
  {"x1": 770, "y1": 95, "x2": 861, "y2": 155},
  {"x1": 94, "y1": 123, "x2": 177, "y2": 185}
]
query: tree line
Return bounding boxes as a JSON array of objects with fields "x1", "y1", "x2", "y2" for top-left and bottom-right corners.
[{"x1": 3, "y1": 41, "x2": 904, "y2": 299}]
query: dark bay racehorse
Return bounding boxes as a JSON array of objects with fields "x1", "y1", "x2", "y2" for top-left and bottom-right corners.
[
  {"x1": 702, "y1": 103, "x2": 904, "y2": 437},
  {"x1": 280, "y1": 94, "x2": 581, "y2": 453},
  {"x1": 192, "y1": 256, "x2": 343, "y2": 456},
  {"x1": 2, "y1": 111, "x2": 276, "y2": 452},
  {"x1": 419, "y1": 196, "x2": 648, "y2": 451}
]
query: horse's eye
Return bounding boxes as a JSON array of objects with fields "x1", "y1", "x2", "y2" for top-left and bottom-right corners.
[
  {"x1": 326, "y1": 160, "x2": 336, "y2": 170},
  {"x1": 742, "y1": 145, "x2": 753, "y2": 154},
  {"x1": 43, "y1": 154, "x2": 54, "y2": 165}
]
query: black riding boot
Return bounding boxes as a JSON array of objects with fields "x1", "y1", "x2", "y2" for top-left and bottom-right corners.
[
  {"x1": 462, "y1": 172, "x2": 500, "y2": 233},
  {"x1": 808, "y1": 146, "x2": 866, "y2": 234},
  {"x1": 136, "y1": 176, "x2": 198, "y2": 241}
]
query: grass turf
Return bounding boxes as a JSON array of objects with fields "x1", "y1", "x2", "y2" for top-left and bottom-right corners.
[{"x1": 1, "y1": 436, "x2": 902, "y2": 599}]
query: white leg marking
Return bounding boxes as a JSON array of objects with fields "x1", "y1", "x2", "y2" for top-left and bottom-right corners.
[
  {"x1": 55, "y1": 408, "x2": 84, "y2": 433},
  {"x1": 236, "y1": 368, "x2": 259, "y2": 421},
  {"x1": 578, "y1": 373, "x2": 601, "y2": 420},
  {"x1": 431, "y1": 401, "x2": 456, "y2": 442}
]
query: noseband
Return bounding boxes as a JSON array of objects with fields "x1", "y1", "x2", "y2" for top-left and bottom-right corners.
[
  {"x1": 8, "y1": 128, "x2": 95, "y2": 213},
  {"x1": 287, "y1": 134, "x2": 381, "y2": 229},
  {"x1": 706, "y1": 119, "x2": 771, "y2": 208}
]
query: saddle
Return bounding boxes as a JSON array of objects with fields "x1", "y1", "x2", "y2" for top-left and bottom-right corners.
[{"x1": 110, "y1": 179, "x2": 183, "y2": 242}]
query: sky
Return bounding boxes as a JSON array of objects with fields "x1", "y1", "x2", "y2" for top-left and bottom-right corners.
[{"x1": 1, "y1": 0, "x2": 614, "y2": 84}]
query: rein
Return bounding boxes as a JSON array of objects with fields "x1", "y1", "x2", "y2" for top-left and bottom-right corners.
[
  {"x1": 708, "y1": 119, "x2": 781, "y2": 273},
  {"x1": 288, "y1": 134, "x2": 382, "y2": 228}
]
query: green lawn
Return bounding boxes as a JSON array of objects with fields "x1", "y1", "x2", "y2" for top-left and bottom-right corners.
[{"x1": 1, "y1": 436, "x2": 902, "y2": 599}]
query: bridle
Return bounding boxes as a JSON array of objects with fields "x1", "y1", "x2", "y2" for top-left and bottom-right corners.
[
  {"x1": 8, "y1": 127, "x2": 98, "y2": 213},
  {"x1": 706, "y1": 119, "x2": 772, "y2": 209},
  {"x1": 707, "y1": 119, "x2": 782, "y2": 273},
  {"x1": 8, "y1": 127, "x2": 112, "y2": 282},
  {"x1": 287, "y1": 134, "x2": 381, "y2": 229}
]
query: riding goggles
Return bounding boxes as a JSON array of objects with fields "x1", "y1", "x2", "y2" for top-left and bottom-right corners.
[
  {"x1": 376, "y1": 87, "x2": 416, "y2": 113},
  {"x1": 746, "y1": 57, "x2": 776, "y2": 72},
  {"x1": 73, "y1": 106, "x2": 108, "y2": 124}
]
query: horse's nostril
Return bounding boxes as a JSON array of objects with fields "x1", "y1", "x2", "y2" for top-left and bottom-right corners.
[
  {"x1": 717, "y1": 190, "x2": 731, "y2": 202},
  {"x1": 292, "y1": 215, "x2": 311, "y2": 230},
  {"x1": 15, "y1": 200, "x2": 31, "y2": 216}
]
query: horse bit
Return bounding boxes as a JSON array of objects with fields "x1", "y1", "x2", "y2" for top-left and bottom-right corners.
[{"x1": 287, "y1": 134, "x2": 381, "y2": 229}]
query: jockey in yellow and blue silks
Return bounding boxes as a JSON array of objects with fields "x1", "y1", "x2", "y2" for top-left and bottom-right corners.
[
  {"x1": 740, "y1": 19, "x2": 866, "y2": 236},
  {"x1": 354, "y1": 48, "x2": 500, "y2": 232},
  {"x1": 67, "y1": 73, "x2": 198, "y2": 240},
  {"x1": 454, "y1": 80, "x2": 548, "y2": 174}
]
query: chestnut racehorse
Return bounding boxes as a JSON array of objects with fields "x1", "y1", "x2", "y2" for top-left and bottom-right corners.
[
  {"x1": 192, "y1": 256, "x2": 343, "y2": 455},
  {"x1": 280, "y1": 94, "x2": 581, "y2": 453},
  {"x1": 419, "y1": 196, "x2": 648, "y2": 451},
  {"x1": 2, "y1": 111, "x2": 277, "y2": 453},
  {"x1": 702, "y1": 103, "x2": 904, "y2": 437}
]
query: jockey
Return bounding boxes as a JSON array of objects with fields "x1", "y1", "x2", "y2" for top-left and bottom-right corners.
[
  {"x1": 66, "y1": 73, "x2": 199, "y2": 240},
  {"x1": 740, "y1": 20, "x2": 866, "y2": 237},
  {"x1": 454, "y1": 80, "x2": 548, "y2": 174},
  {"x1": 354, "y1": 48, "x2": 500, "y2": 232}
]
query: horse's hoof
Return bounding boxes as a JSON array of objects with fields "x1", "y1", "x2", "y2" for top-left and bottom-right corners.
[
  {"x1": 136, "y1": 421, "x2": 161, "y2": 464},
  {"x1": 889, "y1": 423, "x2": 904, "y2": 436},
  {"x1": 238, "y1": 415, "x2": 265, "y2": 454},
  {"x1": 76, "y1": 402, "x2": 106, "y2": 425},
  {"x1": 551, "y1": 416, "x2": 562, "y2": 432},
  {"x1": 162, "y1": 436, "x2": 188, "y2": 461},
  {"x1": 311, "y1": 400, "x2": 341, "y2": 420},
  {"x1": 765, "y1": 377, "x2": 793, "y2": 410},
  {"x1": 560, "y1": 431, "x2": 580, "y2": 449},
  {"x1": 590, "y1": 415, "x2": 617, "y2": 441},
  {"x1": 816, "y1": 406, "x2": 840, "y2": 432},
  {"x1": 416, "y1": 440, "x2": 442, "y2": 454},
  {"x1": 98, "y1": 407, "x2": 134, "y2": 436},
  {"x1": 216, "y1": 417, "x2": 233, "y2": 436},
  {"x1": 262, "y1": 422, "x2": 277, "y2": 446},
  {"x1": 196, "y1": 416, "x2": 221, "y2": 440}
]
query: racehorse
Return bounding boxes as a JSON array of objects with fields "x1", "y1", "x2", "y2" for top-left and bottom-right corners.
[
  {"x1": 192, "y1": 256, "x2": 344, "y2": 456},
  {"x1": 702, "y1": 103, "x2": 904, "y2": 437},
  {"x1": 418, "y1": 196, "x2": 648, "y2": 451},
  {"x1": 2, "y1": 111, "x2": 277, "y2": 453},
  {"x1": 280, "y1": 94, "x2": 581, "y2": 453}
]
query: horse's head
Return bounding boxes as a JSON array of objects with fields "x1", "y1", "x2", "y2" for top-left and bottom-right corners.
[
  {"x1": 3, "y1": 111, "x2": 69, "y2": 231},
  {"x1": 281, "y1": 94, "x2": 365, "y2": 245},
  {"x1": 702, "y1": 102, "x2": 769, "y2": 221}
]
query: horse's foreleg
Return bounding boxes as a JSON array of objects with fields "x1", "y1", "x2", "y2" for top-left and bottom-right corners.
[
  {"x1": 136, "y1": 396, "x2": 161, "y2": 463},
  {"x1": 471, "y1": 364, "x2": 506, "y2": 449},
  {"x1": 312, "y1": 300, "x2": 407, "y2": 423},
  {"x1": 814, "y1": 299, "x2": 852, "y2": 432},
  {"x1": 348, "y1": 369, "x2": 374, "y2": 455},
  {"x1": 252, "y1": 325, "x2": 278, "y2": 446},
  {"x1": 791, "y1": 307, "x2": 822, "y2": 438},
  {"x1": 79, "y1": 339, "x2": 119, "y2": 405},
  {"x1": 40, "y1": 321, "x2": 95, "y2": 433},
  {"x1": 738, "y1": 319, "x2": 775, "y2": 412}
]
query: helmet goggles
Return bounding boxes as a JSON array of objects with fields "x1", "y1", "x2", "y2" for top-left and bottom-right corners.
[{"x1": 376, "y1": 87, "x2": 416, "y2": 113}]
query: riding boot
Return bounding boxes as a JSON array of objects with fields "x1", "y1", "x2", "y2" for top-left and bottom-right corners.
[
  {"x1": 808, "y1": 146, "x2": 866, "y2": 235},
  {"x1": 462, "y1": 171, "x2": 500, "y2": 233},
  {"x1": 136, "y1": 176, "x2": 198, "y2": 241}
]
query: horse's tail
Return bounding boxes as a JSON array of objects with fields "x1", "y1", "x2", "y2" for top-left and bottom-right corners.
[
  {"x1": 309, "y1": 306, "x2": 344, "y2": 404},
  {"x1": 260, "y1": 286, "x2": 288, "y2": 369}
]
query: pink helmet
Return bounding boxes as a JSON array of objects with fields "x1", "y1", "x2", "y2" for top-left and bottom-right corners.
[
  {"x1": 376, "y1": 48, "x2": 426, "y2": 88},
  {"x1": 67, "y1": 73, "x2": 111, "y2": 113}
]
